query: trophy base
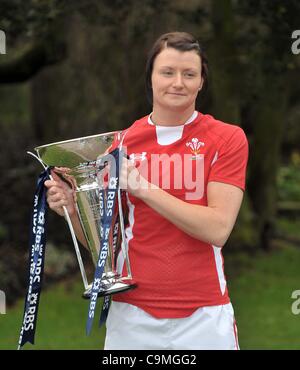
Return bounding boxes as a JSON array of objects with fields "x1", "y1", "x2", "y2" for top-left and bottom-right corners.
[{"x1": 82, "y1": 280, "x2": 137, "y2": 299}]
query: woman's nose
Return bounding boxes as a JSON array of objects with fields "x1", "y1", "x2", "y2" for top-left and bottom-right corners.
[{"x1": 172, "y1": 73, "x2": 184, "y2": 88}]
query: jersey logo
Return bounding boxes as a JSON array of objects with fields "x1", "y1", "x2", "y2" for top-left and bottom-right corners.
[
  {"x1": 129, "y1": 152, "x2": 147, "y2": 162},
  {"x1": 186, "y1": 138, "x2": 205, "y2": 160}
]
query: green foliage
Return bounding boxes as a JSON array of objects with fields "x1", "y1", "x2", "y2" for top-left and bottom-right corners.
[
  {"x1": 276, "y1": 217, "x2": 300, "y2": 241},
  {"x1": 277, "y1": 160, "x2": 300, "y2": 202},
  {"x1": 44, "y1": 242, "x2": 77, "y2": 281},
  {"x1": 0, "y1": 0, "x2": 66, "y2": 44},
  {"x1": 0, "y1": 83, "x2": 30, "y2": 126},
  {"x1": 228, "y1": 193, "x2": 258, "y2": 250}
]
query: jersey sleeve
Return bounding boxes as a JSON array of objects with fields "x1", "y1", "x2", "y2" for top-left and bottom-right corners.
[{"x1": 208, "y1": 127, "x2": 249, "y2": 191}]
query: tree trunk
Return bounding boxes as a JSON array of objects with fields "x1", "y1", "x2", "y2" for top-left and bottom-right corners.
[
  {"x1": 209, "y1": 0, "x2": 241, "y2": 123},
  {"x1": 247, "y1": 76, "x2": 288, "y2": 251}
]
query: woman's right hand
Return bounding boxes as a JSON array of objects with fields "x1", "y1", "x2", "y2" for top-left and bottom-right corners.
[{"x1": 44, "y1": 171, "x2": 76, "y2": 217}]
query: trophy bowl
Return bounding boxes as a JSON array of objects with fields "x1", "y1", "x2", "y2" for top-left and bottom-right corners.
[{"x1": 34, "y1": 131, "x2": 136, "y2": 298}]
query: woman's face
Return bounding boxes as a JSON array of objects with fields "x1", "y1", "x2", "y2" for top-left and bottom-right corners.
[{"x1": 151, "y1": 47, "x2": 203, "y2": 113}]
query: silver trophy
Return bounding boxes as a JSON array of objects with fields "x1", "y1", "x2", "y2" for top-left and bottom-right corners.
[{"x1": 29, "y1": 131, "x2": 136, "y2": 298}]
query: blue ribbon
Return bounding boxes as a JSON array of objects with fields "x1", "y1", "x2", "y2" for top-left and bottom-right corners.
[
  {"x1": 18, "y1": 167, "x2": 51, "y2": 348},
  {"x1": 86, "y1": 148, "x2": 122, "y2": 335},
  {"x1": 98, "y1": 214, "x2": 120, "y2": 327}
]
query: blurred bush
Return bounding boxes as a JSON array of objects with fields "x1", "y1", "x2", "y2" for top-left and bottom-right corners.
[
  {"x1": 277, "y1": 152, "x2": 300, "y2": 203},
  {"x1": 227, "y1": 192, "x2": 258, "y2": 252},
  {"x1": 44, "y1": 242, "x2": 77, "y2": 282}
]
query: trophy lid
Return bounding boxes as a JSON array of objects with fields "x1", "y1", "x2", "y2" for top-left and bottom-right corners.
[{"x1": 35, "y1": 131, "x2": 121, "y2": 168}]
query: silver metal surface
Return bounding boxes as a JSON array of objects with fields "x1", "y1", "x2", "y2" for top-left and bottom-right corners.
[{"x1": 34, "y1": 131, "x2": 136, "y2": 297}]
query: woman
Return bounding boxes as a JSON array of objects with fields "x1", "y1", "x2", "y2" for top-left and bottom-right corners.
[{"x1": 45, "y1": 32, "x2": 248, "y2": 350}]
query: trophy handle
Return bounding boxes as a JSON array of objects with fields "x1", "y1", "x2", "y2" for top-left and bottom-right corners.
[
  {"x1": 62, "y1": 207, "x2": 89, "y2": 291},
  {"x1": 27, "y1": 152, "x2": 89, "y2": 291}
]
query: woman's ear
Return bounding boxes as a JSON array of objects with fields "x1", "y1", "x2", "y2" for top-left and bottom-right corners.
[{"x1": 198, "y1": 79, "x2": 204, "y2": 91}]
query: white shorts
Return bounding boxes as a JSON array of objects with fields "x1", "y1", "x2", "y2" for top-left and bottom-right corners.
[{"x1": 104, "y1": 301, "x2": 239, "y2": 350}]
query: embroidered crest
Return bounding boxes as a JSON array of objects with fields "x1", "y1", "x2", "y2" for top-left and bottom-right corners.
[{"x1": 186, "y1": 138, "x2": 205, "y2": 159}]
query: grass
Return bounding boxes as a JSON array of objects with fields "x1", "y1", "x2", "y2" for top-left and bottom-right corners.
[
  {"x1": 0, "y1": 278, "x2": 106, "y2": 350},
  {"x1": 1, "y1": 242, "x2": 300, "y2": 350},
  {"x1": 226, "y1": 242, "x2": 300, "y2": 350}
]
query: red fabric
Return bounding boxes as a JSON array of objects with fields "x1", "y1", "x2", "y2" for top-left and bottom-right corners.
[{"x1": 113, "y1": 112, "x2": 248, "y2": 318}]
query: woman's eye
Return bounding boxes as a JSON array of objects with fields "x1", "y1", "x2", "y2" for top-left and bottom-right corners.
[
  {"x1": 161, "y1": 70, "x2": 173, "y2": 76},
  {"x1": 184, "y1": 72, "x2": 196, "y2": 78}
]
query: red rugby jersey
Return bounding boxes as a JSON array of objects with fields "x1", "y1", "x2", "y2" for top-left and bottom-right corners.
[{"x1": 113, "y1": 111, "x2": 248, "y2": 318}]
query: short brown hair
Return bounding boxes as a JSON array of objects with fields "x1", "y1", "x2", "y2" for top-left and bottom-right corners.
[{"x1": 145, "y1": 32, "x2": 208, "y2": 104}]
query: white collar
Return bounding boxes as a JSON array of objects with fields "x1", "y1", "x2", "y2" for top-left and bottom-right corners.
[{"x1": 148, "y1": 111, "x2": 198, "y2": 127}]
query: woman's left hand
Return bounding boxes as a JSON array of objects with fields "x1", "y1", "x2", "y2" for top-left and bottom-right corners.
[{"x1": 120, "y1": 157, "x2": 151, "y2": 198}]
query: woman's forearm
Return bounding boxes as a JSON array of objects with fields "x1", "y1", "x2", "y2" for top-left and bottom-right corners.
[{"x1": 138, "y1": 185, "x2": 228, "y2": 247}]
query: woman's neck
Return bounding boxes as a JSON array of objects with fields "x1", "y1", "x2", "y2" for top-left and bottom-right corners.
[{"x1": 151, "y1": 106, "x2": 196, "y2": 127}]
